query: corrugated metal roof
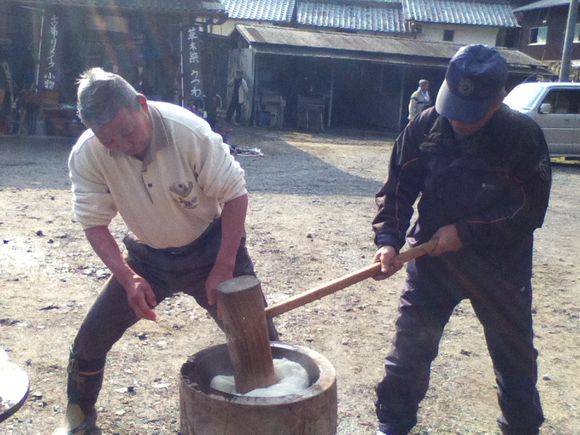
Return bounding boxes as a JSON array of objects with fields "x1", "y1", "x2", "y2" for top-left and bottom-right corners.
[
  {"x1": 10, "y1": 0, "x2": 226, "y2": 15},
  {"x1": 297, "y1": 1, "x2": 409, "y2": 33},
  {"x1": 220, "y1": 0, "x2": 295, "y2": 22},
  {"x1": 513, "y1": 0, "x2": 570, "y2": 12},
  {"x1": 235, "y1": 23, "x2": 548, "y2": 73},
  {"x1": 403, "y1": 0, "x2": 518, "y2": 27}
]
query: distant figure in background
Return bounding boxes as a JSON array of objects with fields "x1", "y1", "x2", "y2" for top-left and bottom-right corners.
[
  {"x1": 407, "y1": 79, "x2": 431, "y2": 121},
  {"x1": 0, "y1": 60, "x2": 8, "y2": 133},
  {"x1": 0, "y1": 57, "x2": 15, "y2": 134},
  {"x1": 226, "y1": 70, "x2": 248, "y2": 126},
  {"x1": 205, "y1": 93, "x2": 223, "y2": 130}
]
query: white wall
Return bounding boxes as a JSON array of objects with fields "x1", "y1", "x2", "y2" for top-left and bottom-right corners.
[
  {"x1": 415, "y1": 24, "x2": 499, "y2": 46},
  {"x1": 210, "y1": 20, "x2": 238, "y2": 37}
]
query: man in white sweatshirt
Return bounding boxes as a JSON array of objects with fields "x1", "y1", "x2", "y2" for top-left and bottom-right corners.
[{"x1": 54, "y1": 68, "x2": 277, "y2": 434}]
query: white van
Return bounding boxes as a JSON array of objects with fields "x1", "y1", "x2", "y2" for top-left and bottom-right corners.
[{"x1": 504, "y1": 82, "x2": 580, "y2": 158}]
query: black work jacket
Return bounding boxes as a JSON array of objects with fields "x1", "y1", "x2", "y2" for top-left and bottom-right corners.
[{"x1": 373, "y1": 105, "x2": 551, "y2": 281}]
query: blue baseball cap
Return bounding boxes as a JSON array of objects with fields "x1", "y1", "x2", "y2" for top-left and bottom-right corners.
[{"x1": 435, "y1": 44, "x2": 508, "y2": 123}]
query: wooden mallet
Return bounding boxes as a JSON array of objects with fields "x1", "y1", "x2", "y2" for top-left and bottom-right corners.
[{"x1": 217, "y1": 239, "x2": 438, "y2": 394}]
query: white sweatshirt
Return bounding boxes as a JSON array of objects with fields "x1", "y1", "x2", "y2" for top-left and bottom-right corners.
[{"x1": 69, "y1": 101, "x2": 247, "y2": 249}]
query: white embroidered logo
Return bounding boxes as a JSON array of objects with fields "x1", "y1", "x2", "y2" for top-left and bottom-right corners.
[
  {"x1": 169, "y1": 181, "x2": 198, "y2": 209},
  {"x1": 457, "y1": 78, "x2": 475, "y2": 96}
]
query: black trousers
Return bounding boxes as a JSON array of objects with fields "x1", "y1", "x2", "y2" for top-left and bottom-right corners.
[
  {"x1": 72, "y1": 223, "x2": 278, "y2": 363},
  {"x1": 375, "y1": 250, "x2": 544, "y2": 435},
  {"x1": 226, "y1": 98, "x2": 242, "y2": 123}
]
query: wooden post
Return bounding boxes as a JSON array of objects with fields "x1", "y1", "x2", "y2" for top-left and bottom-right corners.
[{"x1": 217, "y1": 275, "x2": 277, "y2": 394}]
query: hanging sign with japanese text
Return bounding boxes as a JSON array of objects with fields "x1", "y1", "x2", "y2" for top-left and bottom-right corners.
[
  {"x1": 38, "y1": 8, "x2": 62, "y2": 92},
  {"x1": 181, "y1": 24, "x2": 205, "y2": 110}
]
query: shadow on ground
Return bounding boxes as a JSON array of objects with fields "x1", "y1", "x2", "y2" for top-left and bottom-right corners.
[
  {"x1": 1, "y1": 130, "x2": 386, "y2": 196},
  {"x1": 2, "y1": 132, "x2": 578, "y2": 198},
  {"x1": 230, "y1": 128, "x2": 391, "y2": 197}
]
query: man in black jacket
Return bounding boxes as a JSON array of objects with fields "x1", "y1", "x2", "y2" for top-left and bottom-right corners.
[{"x1": 372, "y1": 45, "x2": 551, "y2": 435}]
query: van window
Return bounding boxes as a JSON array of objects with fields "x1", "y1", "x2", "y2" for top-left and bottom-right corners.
[
  {"x1": 503, "y1": 84, "x2": 544, "y2": 111},
  {"x1": 541, "y1": 89, "x2": 580, "y2": 114}
]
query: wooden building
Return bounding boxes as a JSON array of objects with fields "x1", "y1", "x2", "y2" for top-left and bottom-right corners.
[
  {"x1": 514, "y1": 0, "x2": 580, "y2": 80},
  {"x1": 0, "y1": 0, "x2": 226, "y2": 135},
  {"x1": 213, "y1": 0, "x2": 550, "y2": 131},
  {"x1": 230, "y1": 23, "x2": 551, "y2": 131},
  {"x1": 0, "y1": 0, "x2": 561, "y2": 135}
]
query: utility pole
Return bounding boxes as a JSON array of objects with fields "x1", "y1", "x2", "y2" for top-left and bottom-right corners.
[{"x1": 559, "y1": 0, "x2": 579, "y2": 81}]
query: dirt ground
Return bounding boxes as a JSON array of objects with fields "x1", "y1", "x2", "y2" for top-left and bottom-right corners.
[{"x1": 0, "y1": 127, "x2": 579, "y2": 435}]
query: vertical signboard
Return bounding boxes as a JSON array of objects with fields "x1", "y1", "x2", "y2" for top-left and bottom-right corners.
[
  {"x1": 37, "y1": 9, "x2": 62, "y2": 92},
  {"x1": 181, "y1": 24, "x2": 205, "y2": 111}
]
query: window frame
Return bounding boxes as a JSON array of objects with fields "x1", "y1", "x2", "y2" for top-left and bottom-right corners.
[
  {"x1": 541, "y1": 89, "x2": 580, "y2": 115},
  {"x1": 443, "y1": 29, "x2": 454, "y2": 42},
  {"x1": 529, "y1": 26, "x2": 548, "y2": 45}
]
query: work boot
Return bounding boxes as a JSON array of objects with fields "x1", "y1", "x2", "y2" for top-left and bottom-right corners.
[
  {"x1": 52, "y1": 403, "x2": 99, "y2": 434},
  {"x1": 53, "y1": 349, "x2": 105, "y2": 434},
  {"x1": 376, "y1": 423, "x2": 403, "y2": 435}
]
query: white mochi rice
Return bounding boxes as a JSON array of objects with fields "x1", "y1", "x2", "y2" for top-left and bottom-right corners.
[{"x1": 210, "y1": 358, "x2": 309, "y2": 397}]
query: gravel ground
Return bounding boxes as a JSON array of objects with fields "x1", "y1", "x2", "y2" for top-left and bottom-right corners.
[{"x1": 0, "y1": 128, "x2": 578, "y2": 434}]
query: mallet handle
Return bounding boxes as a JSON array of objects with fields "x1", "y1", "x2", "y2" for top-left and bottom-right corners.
[{"x1": 265, "y1": 239, "x2": 438, "y2": 319}]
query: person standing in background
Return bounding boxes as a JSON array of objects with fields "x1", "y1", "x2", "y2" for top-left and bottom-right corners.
[
  {"x1": 407, "y1": 79, "x2": 431, "y2": 121},
  {"x1": 226, "y1": 70, "x2": 248, "y2": 126},
  {"x1": 0, "y1": 54, "x2": 14, "y2": 134}
]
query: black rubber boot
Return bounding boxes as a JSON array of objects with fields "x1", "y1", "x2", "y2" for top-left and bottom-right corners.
[{"x1": 53, "y1": 350, "x2": 105, "y2": 434}]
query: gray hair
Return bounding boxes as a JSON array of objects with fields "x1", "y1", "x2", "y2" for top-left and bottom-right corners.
[
  {"x1": 76, "y1": 67, "x2": 140, "y2": 128},
  {"x1": 419, "y1": 79, "x2": 429, "y2": 85}
]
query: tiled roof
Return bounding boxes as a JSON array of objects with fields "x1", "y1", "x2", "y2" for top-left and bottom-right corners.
[
  {"x1": 10, "y1": 0, "x2": 226, "y2": 15},
  {"x1": 403, "y1": 0, "x2": 518, "y2": 27},
  {"x1": 297, "y1": 1, "x2": 409, "y2": 33},
  {"x1": 220, "y1": 0, "x2": 295, "y2": 22},
  {"x1": 220, "y1": 0, "x2": 517, "y2": 31}
]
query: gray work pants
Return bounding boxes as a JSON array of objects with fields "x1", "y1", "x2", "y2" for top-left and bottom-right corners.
[
  {"x1": 376, "y1": 251, "x2": 543, "y2": 435},
  {"x1": 72, "y1": 221, "x2": 277, "y2": 366}
]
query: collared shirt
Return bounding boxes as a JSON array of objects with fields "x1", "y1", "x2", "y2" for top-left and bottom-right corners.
[
  {"x1": 69, "y1": 101, "x2": 247, "y2": 248},
  {"x1": 408, "y1": 88, "x2": 432, "y2": 120}
]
